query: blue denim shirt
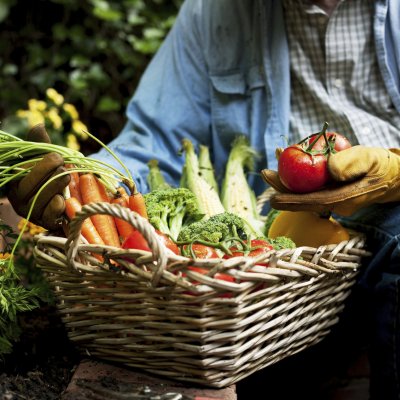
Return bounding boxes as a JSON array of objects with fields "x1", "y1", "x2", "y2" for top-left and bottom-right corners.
[{"x1": 93, "y1": 0, "x2": 400, "y2": 196}]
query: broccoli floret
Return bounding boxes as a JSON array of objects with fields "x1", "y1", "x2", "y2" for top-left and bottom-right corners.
[
  {"x1": 269, "y1": 236, "x2": 296, "y2": 250},
  {"x1": 144, "y1": 188, "x2": 204, "y2": 241},
  {"x1": 177, "y1": 212, "x2": 249, "y2": 247}
]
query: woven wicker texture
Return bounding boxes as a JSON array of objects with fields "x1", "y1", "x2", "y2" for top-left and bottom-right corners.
[{"x1": 34, "y1": 201, "x2": 370, "y2": 388}]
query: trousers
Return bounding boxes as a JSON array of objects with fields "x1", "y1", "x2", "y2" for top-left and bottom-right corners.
[{"x1": 339, "y1": 202, "x2": 400, "y2": 399}]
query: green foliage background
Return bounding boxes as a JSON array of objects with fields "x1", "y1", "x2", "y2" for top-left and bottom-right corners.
[
  {"x1": 0, "y1": 0, "x2": 182, "y2": 153},
  {"x1": 0, "y1": 0, "x2": 182, "y2": 355}
]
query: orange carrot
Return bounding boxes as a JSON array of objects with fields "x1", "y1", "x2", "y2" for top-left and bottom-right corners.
[
  {"x1": 65, "y1": 164, "x2": 83, "y2": 203},
  {"x1": 128, "y1": 192, "x2": 148, "y2": 219},
  {"x1": 111, "y1": 194, "x2": 136, "y2": 241},
  {"x1": 69, "y1": 171, "x2": 83, "y2": 204},
  {"x1": 79, "y1": 173, "x2": 121, "y2": 247},
  {"x1": 95, "y1": 176, "x2": 111, "y2": 202},
  {"x1": 116, "y1": 186, "x2": 130, "y2": 201}
]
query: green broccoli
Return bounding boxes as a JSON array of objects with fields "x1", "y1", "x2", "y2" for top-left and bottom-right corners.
[
  {"x1": 221, "y1": 136, "x2": 266, "y2": 238},
  {"x1": 177, "y1": 212, "x2": 249, "y2": 252},
  {"x1": 144, "y1": 188, "x2": 204, "y2": 241},
  {"x1": 269, "y1": 236, "x2": 297, "y2": 250}
]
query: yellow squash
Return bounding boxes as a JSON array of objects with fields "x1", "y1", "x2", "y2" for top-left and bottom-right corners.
[{"x1": 268, "y1": 210, "x2": 350, "y2": 247}]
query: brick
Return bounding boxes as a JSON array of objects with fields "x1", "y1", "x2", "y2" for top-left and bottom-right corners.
[{"x1": 63, "y1": 359, "x2": 237, "y2": 400}]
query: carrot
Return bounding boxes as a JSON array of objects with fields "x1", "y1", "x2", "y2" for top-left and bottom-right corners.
[
  {"x1": 65, "y1": 197, "x2": 105, "y2": 246},
  {"x1": 65, "y1": 164, "x2": 83, "y2": 203},
  {"x1": 95, "y1": 176, "x2": 111, "y2": 202},
  {"x1": 128, "y1": 192, "x2": 148, "y2": 219},
  {"x1": 69, "y1": 172, "x2": 83, "y2": 204},
  {"x1": 116, "y1": 186, "x2": 130, "y2": 201},
  {"x1": 111, "y1": 194, "x2": 135, "y2": 241},
  {"x1": 79, "y1": 173, "x2": 121, "y2": 247}
]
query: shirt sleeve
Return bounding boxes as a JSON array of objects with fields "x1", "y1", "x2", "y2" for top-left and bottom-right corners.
[{"x1": 91, "y1": 0, "x2": 211, "y2": 194}]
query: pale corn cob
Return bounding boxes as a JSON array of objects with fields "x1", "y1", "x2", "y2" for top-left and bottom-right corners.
[
  {"x1": 221, "y1": 136, "x2": 265, "y2": 238},
  {"x1": 180, "y1": 139, "x2": 225, "y2": 218},
  {"x1": 198, "y1": 144, "x2": 219, "y2": 195}
]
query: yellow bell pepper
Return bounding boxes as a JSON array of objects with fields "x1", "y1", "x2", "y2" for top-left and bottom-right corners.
[{"x1": 268, "y1": 210, "x2": 350, "y2": 247}]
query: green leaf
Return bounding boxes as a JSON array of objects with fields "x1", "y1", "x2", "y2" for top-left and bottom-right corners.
[
  {"x1": 2, "y1": 63, "x2": 17, "y2": 75},
  {"x1": 70, "y1": 55, "x2": 91, "y2": 68},
  {"x1": 0, "y1": 3, "x2": 10, "y2": 23},
  {"x1": 69, "y1": 69, "x2": 88, "y2": 90},
  {"x1": 96, "y1": 96, "x2": 120, "y2": 112},
  {"x1": 143, "y1": 27, "x2": 165, "y2": 40}
]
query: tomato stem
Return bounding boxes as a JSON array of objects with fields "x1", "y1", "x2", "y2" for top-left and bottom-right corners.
[{"x1": 305, "y1": 121, "x2": 329, "y2": 152}]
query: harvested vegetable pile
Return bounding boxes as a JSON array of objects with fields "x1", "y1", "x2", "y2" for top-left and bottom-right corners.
[{"x1": 0, "y1": 127, "x2": 353, "y2": 278}]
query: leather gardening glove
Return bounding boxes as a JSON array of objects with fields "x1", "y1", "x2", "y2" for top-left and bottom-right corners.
[
  {"x1": 7, "y1": 123, "x2": 70, "y2": 230},
  {"x1": 261, "y1": 145, "x2": 400, "y2": 216}
]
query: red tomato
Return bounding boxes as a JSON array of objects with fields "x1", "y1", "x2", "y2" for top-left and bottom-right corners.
[
  {"x1": 187, "y1": 266, "x2": 234, "y2": 283},
  {"x1": 308, "y1": 132, "x2": 352, "y2": 152},
  {"x1": 278, "y1": 145, "x2": 330, "y2": 193},
  {"x1": 122, "y1": 230, "x2": 180, "y2": 255},
  {"x1": 122, "y1": 230, "x2": 151, "y2": 252},
  {"x1": 224, "y1": 239, "x2": 273, "y2": 266},
  {"x1": 184, "y1": 244, "x2": 219, "y2": 259},
  {"x1": 156, "y1": 230, "x2": 180, "y2": 255}
]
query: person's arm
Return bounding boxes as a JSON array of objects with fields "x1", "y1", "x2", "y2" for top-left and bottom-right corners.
[
  {"x1": 262, "y1": 145, "x2": 400, "y2": 216},
  {"x1": 92, "y1": 0, "x2": 211, "y2": 193}
]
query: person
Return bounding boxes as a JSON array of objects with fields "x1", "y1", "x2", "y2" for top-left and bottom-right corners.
[{"x1": 7, "y1": 0, "x2": 400, "y2": 398}]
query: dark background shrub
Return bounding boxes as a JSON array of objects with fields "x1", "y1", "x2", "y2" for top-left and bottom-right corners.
[{"x1": 0, "y1": 0, "x2": 182, "y2": 154}]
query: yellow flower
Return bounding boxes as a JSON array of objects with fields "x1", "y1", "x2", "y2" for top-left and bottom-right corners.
[
  {"x1": 63, "y1": 103, "x2": 79, "y2": 120},
  {"x1": 17, "y1": 109, "x2": 45, "y2": 127},
  {"x1": 46, "y1": 88, "x2": 64, "y2": 106},
  {"x1": 47, "y1": 107, "x2": 63, "y2": 130},
  {"x1": 0, "y1": 253, "x2": 11, "y2": 260},
  {"x1": 16, "y1": 110, "x2": 29, "y2": 118},
  {"x1": 72, "y1": 120, "x2": 88, "y2": 139},
  {"x1": 28, "y1": 99, "x2": 47, "y2": 112},
  {"x1": 18, "y1": 218, "x2": 46, "y2": 235},
  {"x1": 66, "y1": 133, "x2": 80, "y2": 151}
]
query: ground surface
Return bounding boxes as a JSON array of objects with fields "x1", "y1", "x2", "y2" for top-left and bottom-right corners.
[
  {"x1": 0, "y1": 301, "x2": 370, "y2": 400},
  {"x1": 0, "y1": 305, "x2": 80, "y2": 400}
]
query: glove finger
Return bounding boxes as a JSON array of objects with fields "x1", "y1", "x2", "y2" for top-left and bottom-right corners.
[
  {"x1": 261, "y1": 169, "x2": 291, "y2": 193},
  {"x1": 29, "y1": 166, "x2": 70, "y2": 221},
  {"x1": 41, "y1": 194, "x2": 66, "y2": 230},
  {"x1": 27, "y1": 123, "x2": 51, "y2": 143},
  {"x1": 328, "y1": 146, "x2": 387, "y2": 182},
  {"x1": 16, "y1": 153, "x2": 65, "y2": 202}
]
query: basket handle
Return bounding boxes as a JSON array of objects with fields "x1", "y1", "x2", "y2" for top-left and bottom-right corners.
[{"x1": 65, "y1": 202, "x2": 169, "y2": 286}]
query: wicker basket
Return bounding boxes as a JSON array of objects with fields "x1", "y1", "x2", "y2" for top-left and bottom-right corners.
[{"x1": 33, "y1": 201, "x2": 370, "y2": 388}]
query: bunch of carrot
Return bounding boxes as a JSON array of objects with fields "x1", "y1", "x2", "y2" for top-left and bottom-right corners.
[{"x1": 64, "y1": 165, "x2": 148, "y2": 249}]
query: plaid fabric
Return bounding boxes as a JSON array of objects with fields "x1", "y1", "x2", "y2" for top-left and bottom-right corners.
[{"x1": 283, "y1": 0, "x2": 400, "y2": 148}]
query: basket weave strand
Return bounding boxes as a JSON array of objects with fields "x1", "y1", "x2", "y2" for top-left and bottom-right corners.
[{"x1": 34, "y1": 201, "x2": 370, "y2": 388}]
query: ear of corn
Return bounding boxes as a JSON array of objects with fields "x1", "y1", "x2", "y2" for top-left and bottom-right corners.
[
  {"x1": 180, "y1": 139, "x2": 225, "y2": 219},
  {"x1": 221, "y1": 136, "x2": 266, "y2": 238},
  {"x1": 198, "y1": 144, "x2": 219, "y2": 195}
]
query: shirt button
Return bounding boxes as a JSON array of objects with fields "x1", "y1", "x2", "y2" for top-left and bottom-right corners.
[
  {"x1": 361, "y1": 126, "x2": 371, "y2": 135},
  {"x1": 334, "y1": 79, "x2": 343, "y2": 88}
]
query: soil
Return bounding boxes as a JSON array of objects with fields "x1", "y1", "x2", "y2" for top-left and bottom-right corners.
[{"x1": 0, "y1": 304, "x2": 80, "y2": 400}]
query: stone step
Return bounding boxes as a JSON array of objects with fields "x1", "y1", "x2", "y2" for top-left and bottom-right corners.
[{"x1": 62, "y1": 359, "x2": 237, "y2": 400}]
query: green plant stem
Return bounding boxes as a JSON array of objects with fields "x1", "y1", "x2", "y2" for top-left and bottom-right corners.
[{"x1": 305, "y1": 121, "x2": 329, "y2": 152}]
